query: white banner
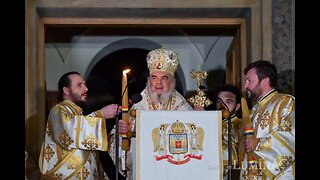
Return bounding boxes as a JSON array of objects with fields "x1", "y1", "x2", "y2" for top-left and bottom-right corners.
[{"x1": 136, "y1": 110, "x2": 223, "y2": 180}]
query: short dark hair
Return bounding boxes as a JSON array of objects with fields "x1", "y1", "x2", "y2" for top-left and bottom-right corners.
[
  {"x1": 214, "y1": 84, "x2": 242, "y2": 104},
  {"x1": 244, "y1": 60, "x2": 278, "y2": 88},
  {"x1": 57, "y1": 71, "x2": 80, "y2": 102},
  {"x1": 212, "y1": 84, "x2": 242, "y2": 118}
]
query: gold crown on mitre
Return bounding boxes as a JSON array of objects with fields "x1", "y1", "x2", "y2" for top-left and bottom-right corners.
[{"x1": 146, "y1": 46, "x2": 179, "y2": 76}]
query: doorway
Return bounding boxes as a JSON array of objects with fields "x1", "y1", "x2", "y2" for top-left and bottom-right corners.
[
  {"x1": 31, "y1": 17, "x2": 248, "y2": 161},
  {"x1": 44, "y1": 24, "x2": 246, "y2": 110}
]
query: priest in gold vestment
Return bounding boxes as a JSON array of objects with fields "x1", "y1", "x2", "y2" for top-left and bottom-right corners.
[
  {"x1": 39, "y1": 71, "x2": 121, "y2": 179},
  {"x1": 241, "y1": 60, "x2": 295, "y2": 180},
  {"x1": 214, "y1": 84, "x2": 243, "y2": 180}
]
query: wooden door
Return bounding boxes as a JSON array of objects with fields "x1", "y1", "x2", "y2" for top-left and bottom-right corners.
[{"x1": 226, "y1": 28, "x2": 241, "y2": 90}]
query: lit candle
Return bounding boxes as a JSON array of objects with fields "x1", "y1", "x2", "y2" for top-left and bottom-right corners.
[{"x1": 122, "y1": 69, "x2": 130, "y2": 151}]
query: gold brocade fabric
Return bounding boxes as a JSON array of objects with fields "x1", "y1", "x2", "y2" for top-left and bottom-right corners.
[
  {"x1": 39, "y1": 100, "x2": 109, "y2": 179},
  {"x1": 240, "y1": 90, "x2": 295, "y2": 180}
]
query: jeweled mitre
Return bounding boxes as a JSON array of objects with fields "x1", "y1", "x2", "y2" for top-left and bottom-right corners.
[{"x1": 146, "y1": 46, "x2": 179, "y2": 76}]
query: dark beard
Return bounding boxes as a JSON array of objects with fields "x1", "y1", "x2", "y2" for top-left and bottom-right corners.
[
  {"x1": 74, "y1": 100, "x2": 87, "y2": 109},
  {"x1": 69, "y1": 90, "x2": 87, "y2": 109},
  {"x1": 247, "y1": 94, "x2": 259, "y2": 106}
]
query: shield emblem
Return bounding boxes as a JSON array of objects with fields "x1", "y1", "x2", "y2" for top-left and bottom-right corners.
[{"x1": 169, "y1": 134, "x2": 188, "y2": 154}]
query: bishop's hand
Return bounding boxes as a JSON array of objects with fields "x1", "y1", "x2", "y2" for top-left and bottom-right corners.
[{"x1": 119, "y1": 119, "x2": 129, "y2": 134}]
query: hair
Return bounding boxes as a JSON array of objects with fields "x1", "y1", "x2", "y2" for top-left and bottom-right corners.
[
  {"x1": 243, "y1": 60, "x2": 278, "y2": 88},
  {"x1": 214, "y1": 84, "x2": 242, "y2": 104},
  {"x1": 212, "y1": 84, "x2": 242, "y2": 118},
  {"x1": 57, "y1": 71, "x2": 80, "y2": 102}
]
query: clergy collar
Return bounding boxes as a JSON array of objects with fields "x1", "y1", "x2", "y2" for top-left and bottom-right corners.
[{"x1": 258, "y1": 89, "x2": 277, "y2": 105}]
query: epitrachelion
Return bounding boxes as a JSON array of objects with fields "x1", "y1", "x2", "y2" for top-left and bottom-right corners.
[{"x1": 135, "y1": 110, "x2": 223, "y2": 180}]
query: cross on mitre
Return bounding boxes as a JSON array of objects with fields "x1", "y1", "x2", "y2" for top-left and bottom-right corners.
[{"x1": 188, "y1": 65, "x2": 213, "y2": 110}]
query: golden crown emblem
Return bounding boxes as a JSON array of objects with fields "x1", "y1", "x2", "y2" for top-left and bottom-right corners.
[
  {"x1": 170, "y1": 120, "x2": 186, "y2": 134},
  {"x1": 146, "y1": 46, "x2": 179, "y2": 76}
]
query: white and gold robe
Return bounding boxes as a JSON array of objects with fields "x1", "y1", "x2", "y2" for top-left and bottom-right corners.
[
  {"x1": 108, "y1": 88, "x2": 193, "y2": 180},
  {"x1": 222, "y1": 115, "x2": 242, "y2": 179},
  {"x1": 240, "y1": 90, "x2": 295, "y2": 180},
  {"x1": 39, "y1": 100, "x2": 109, "y2": 179}
]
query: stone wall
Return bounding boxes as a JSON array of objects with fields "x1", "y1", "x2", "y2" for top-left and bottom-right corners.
[{"x1": 272, "y1": 0, "x2": 295, "y2": 95}]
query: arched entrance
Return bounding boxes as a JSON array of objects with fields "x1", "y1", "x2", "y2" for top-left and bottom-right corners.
[{"x1": 34, "y1": 15, "x2": 248, "y2": 161}]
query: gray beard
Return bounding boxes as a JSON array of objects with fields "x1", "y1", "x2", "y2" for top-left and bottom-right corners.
[
  {"x1": 147, "y1": 79, "x2": 175, "y2": 105},
  {"x1": 149, "y1": 90, "x2": 172, "y2": 104}
]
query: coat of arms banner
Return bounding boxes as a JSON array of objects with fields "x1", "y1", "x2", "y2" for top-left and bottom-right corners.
[{"x1": 136, "y1": 110, "x2": 223, "y2": 180}]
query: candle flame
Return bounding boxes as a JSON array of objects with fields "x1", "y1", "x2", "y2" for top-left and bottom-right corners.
[{"x1": 123, "y1": 69, "x2": 131, "y2": 74}]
